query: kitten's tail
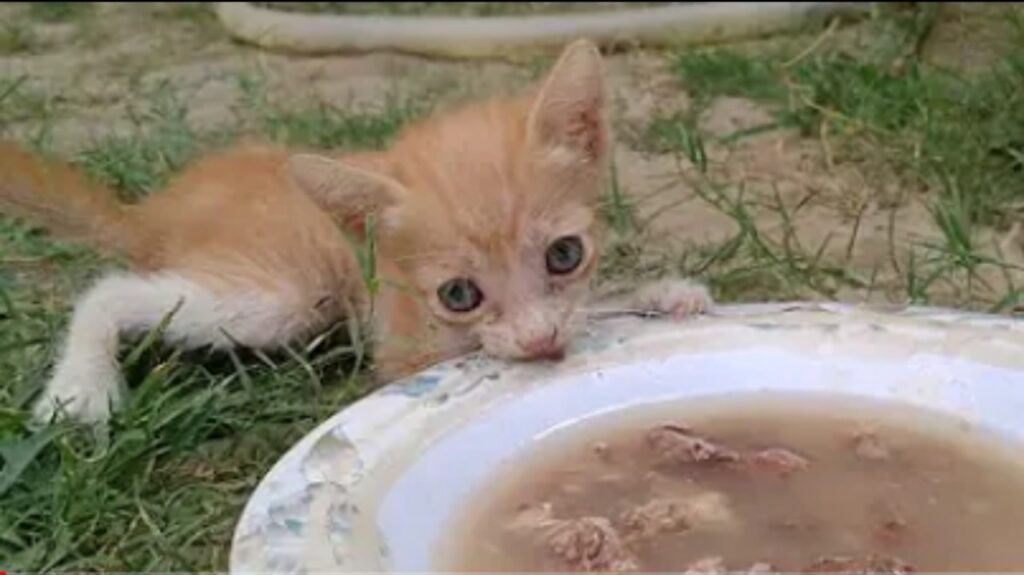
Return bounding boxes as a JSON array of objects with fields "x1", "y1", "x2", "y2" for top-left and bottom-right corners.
[{"x1": 0, "y1": 141, "x2": 144, "y2": 259}]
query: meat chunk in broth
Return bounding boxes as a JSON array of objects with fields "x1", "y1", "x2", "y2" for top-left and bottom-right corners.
[
  {"x1": 647, "y1": 424, "x2": 740, "y2": 465},
  {"x1": 803, "y1": 554, "x2": 915, "y2": 574},
  {"x1": 619, "y1": 497, "x2": 691, "y2": 538},
  {"x1": 683, "y1": 557, "x2": 778, "y2": 575},
  {"x1": 852, "y1": 431, "x2": 892, "y2": 462},
  {"x1": 647, "y1": 425, "x2": 811, "y2": 477},
  {"x1": 684, "y1": 556, "x2": 727, "y2": 574},
  {"x1": 619, "y1": 490, "x2": 736, "y2": 539},
  {"x1": 746, "y1": 447, "x2": 811, "y2": 475},
  {"x1": 748, "y1": 562, "x2": 778, "y2": 574},
  {"x1": 509, "y1": 504, "x2": 639, "y2": 573}
]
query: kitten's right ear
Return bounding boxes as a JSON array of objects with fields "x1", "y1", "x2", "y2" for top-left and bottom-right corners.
[
  {"x1": 526, "y1": 39, "x2": 608, "y2": 165},
  {"x1": 287, "y1": 154, "x2": 406, "y2": 223}
]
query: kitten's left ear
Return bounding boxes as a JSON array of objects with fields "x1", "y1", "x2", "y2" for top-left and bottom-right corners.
[
  {"x1": 287, "y1": 153, "x2": 406, "y2": 223},
  {"x1": 527, "y1": 39, "x2": 608, "y2": 165}
]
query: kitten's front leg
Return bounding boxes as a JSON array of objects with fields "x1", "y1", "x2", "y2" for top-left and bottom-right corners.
[
  {"x1": 590, "y1": 277, "x2": 714, "y2": 321},
  {"x1": 34, "y1": 271, "x2": 333, "y2": 425},
  {"x1": 628, "y1": 277, "x2": 714, "y2": 320},
  {"x1": 34, "y1": 274, "x2": 130, "y2": 425}
]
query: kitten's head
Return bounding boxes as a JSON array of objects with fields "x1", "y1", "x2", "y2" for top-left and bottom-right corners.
[{"x1": 290, "y1": 39, "x2": 609, "y2": 362}]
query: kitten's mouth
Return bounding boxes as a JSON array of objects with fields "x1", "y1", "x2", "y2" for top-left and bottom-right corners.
[
  {"x1": 513, "y1": 328, "x2": 567, "y2": 363},
  {"x1": 490, "y1": 343, "x2": 567, "y2": 363},
  {"x1": 490, "y1": 346, "x2": 567, "y2": 363},
  {"x1": 530, "y1": 347, "x2": 566, "y2": 362},
  {"x1": 516, "y1": 342, "x2": 567, "y2": 363}
]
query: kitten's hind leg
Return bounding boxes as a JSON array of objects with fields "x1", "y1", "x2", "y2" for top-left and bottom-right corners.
[{"x1": 33, "y1": 271, "x2": 328, "y2": 425}]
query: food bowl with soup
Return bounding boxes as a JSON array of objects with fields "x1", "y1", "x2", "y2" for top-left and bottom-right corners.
[{"x1": 229, "y1": 302, "x2": 1024, "y2": 573}]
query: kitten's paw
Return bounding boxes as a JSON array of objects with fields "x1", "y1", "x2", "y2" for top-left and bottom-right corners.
[
  {"x1": 32, "y1": 361, "x2": 124, "y2": 425},
  {"x1": 630, "y1": 278, "x2": 714, "y2": 321}
]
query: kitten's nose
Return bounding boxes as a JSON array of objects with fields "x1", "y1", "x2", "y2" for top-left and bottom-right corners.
[{"x1": 519, "y1": 328, "x2": 564, "y2": 360}]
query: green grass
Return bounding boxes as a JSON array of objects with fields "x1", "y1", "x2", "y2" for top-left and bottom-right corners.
[
  {"x1": 158, "y1": 3, "x2": 221, "y2": 34},
  {"x1": 0, "y1": 2, "x2": 94, "y2": 54},
  {"x1": 0, "y1": 22, "x2": 40, "y2": 56},
  {"x1": 261, "y1": 96, "x2": 428, "y2": 150},
  {"x1": 0, "y1": 77, "x2": 56, "y2": 126},
  {"x1": 0, "y1": 76, "x2": 62, "y2": 156},
  {"x1": 27, "y1": 2, "x2": 94, "y2": 23},
  {"x1": 74, "y1": 87, "x2": 202, "y2": 201},
  {"x1": 672, "y1": 49, "x2": 787, "y2": 107},
  {"x1": 0, "y1": 336, "x2": 364, "y2": 570},
  {"x1": 234, "y1": 72, "x2": 436, "y2": 151}
]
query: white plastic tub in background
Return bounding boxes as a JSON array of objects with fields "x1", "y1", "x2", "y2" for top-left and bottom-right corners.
[{"x1": 215, "y1": 2, "x2": 876, "y2": 58}]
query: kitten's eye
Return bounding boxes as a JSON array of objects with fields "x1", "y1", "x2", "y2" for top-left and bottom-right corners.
[
  {"x1": 546, "y1": 235, "x2": 585, "y2": 275},
  {"x1": 437, "y1": 278, "x2": 484, "y2": 313}
]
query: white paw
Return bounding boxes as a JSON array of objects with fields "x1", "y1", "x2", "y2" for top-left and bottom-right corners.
[
  {"x1": 630, "y1": 278, "x2": 714, "y2": 320},
  {"x1": 32, "y1": 360, "x2": 124, "y2": 425}
]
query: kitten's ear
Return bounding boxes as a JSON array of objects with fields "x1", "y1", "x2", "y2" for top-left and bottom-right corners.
[
  {"x1": 287, "y1": 154, "x2": 405, "y2": 222},
  {"x1": 527, "y1": 39, "x2": 608, "y2": 164}
]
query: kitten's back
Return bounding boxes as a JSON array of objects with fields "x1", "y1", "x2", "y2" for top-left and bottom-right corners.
[{"x1": 131, "y1": 144, "x2": 365, "y2": 299}]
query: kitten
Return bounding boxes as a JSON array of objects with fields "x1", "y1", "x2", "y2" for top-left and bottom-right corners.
[{"x1": 0, "y1": 39, "x2": 712, "y2": 425}]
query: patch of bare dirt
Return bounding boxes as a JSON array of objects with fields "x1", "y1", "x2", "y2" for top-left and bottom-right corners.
[
  {"x1": 921, "y1": 3, "x2": 1023, "y2": 75},
  {"x1": 618, "y1": 94, "x2": 1021, "y2": 305}
]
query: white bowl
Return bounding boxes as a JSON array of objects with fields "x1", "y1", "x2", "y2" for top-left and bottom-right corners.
[{"x1": 228, "y1": 302, "x2": 1024, "y2": 573}]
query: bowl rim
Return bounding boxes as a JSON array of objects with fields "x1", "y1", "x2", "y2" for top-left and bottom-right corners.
[{"x1": 228, "y1": 301, "x2": 1023, "y2": 573}]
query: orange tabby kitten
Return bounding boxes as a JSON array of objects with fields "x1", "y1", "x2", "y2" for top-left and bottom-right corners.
[{"x1": 0, "y1": 40, "x2": 712, "y2": 425}]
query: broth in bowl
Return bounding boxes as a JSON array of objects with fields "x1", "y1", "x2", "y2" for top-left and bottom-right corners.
[{"x1": 436, "y1": 393, "x2": 1024, "y2": 573}]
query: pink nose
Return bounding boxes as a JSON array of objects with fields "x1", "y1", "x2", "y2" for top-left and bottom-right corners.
[{"x1": 519, "y1": 329, "x2": 564, "y2": 360}]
